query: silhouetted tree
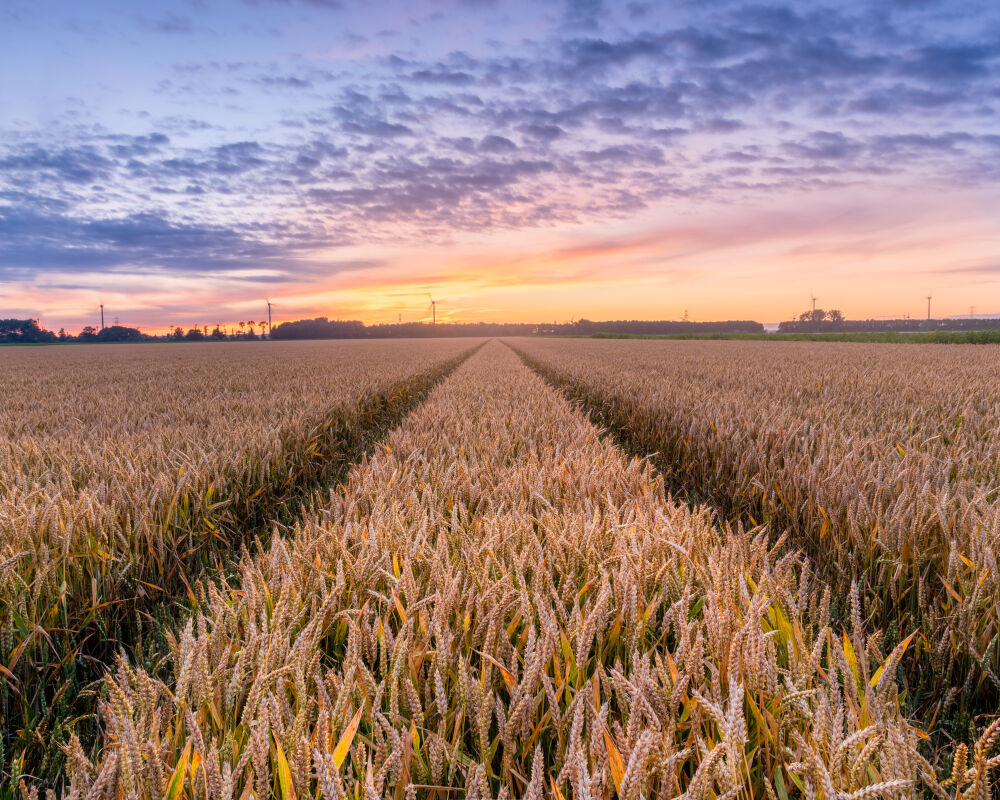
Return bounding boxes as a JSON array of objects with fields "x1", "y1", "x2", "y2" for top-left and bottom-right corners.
[
  {"x1": 0, "y1": 318, "x2": 57, "y2": 343},
  {"x1": 97, "y1": 325, "x2": 143, "y2": 342}
]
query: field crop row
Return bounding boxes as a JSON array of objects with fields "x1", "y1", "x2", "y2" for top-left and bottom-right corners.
[
  {"x1": 1, "y1": 339, "x2": 476, "y2": 785},
  {"x1": 63, "y1": 341, "x2": 979, "y2": 800},
  {"x1": 511, "y1": 337, "x2": 1000, "y2": 744}
]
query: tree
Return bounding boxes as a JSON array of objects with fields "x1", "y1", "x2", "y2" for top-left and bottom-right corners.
[
  {"x1": 826, "y1": 309, "x2": 844, "y2": 322},
  {"x1": 171, "y1": 327, "x2": 184, "y2": 340},
  {"x1": 79, "y1": 325, "x2": 99, "y2": 341},
  {"x1": 97, "y1": 325, "x2": 143, "y2": 342},
  {"x1": 210, "y1": 325, "x2": 227, "y2": 340},
  {"x1": 0, "y1": 318, "x2": 58, "y2": 343},
  {"x1": 57, "y1": 328, "x2": 70, "y2": 341},
  {"x1": 184, "y1": 327, "x2": 205, "y2": 341}
]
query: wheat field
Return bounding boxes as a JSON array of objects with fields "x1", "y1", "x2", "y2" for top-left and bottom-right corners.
[
  {"x1": 1, "y1": 339, "x2": 475, "y2": 788},
  {"x1": 3, "y1": 338, "x2": 999, "y2": 799}
]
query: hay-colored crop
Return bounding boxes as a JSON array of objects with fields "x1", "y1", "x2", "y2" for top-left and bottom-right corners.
[
  {"x1": 0, "y1": 339, "x2": 475, "y2": 787},
  {"x1": 511, "y1": 337, "x2": 1000, "y2": 747},
  {"x1": 64, "y1": 342, "x2": 977, "y2": 800}
]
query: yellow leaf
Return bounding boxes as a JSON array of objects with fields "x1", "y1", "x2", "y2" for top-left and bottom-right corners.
[
  {"x1": 979, "y1": 568, "x2": 992, "y2": 589},
  {"x1": 870, "y1": 631, "x2": 915, "y2": 688},
  {"x1": 273, "y1": 737, "x2": 297, "y2": 800},
  {"x1": 602, "y1": 723, "x2": 626, "y2": 796},
  {"x1": 334, "y1": 706, "x2": 363, "y2": 769},
  {"x1": 475, "y1": 649, "x2": 517, "y2": 690},
  {"x1": 506, "y1": 608, "x2": 524, "y2": 637},
  {"x1": 664, "y1": 650, "x2": 679, "y2": 684},
  {"x1": 392, "y1": 592, "x2": 407, "y2": 623},
  {"x1": 560, "y1": 631, "x2": 574, "y2": 667},
  {"x1": 842, "y1": 632, "x2": 859, "y2": 683},
  {"x1": 940, "y1": 576, "x2": 963, "y2": 604},
  {"x1": 550, "y1": 776, "x2": 567, "y2": 800},
  {"x1": 165, "y1": 741, "x2": 192, "y2": 800},
  {"x1": 207, "y1": 699, "x2": 223, "y2": 731},
  {"x1": 576, "y1": 577, "x2": 597, "y2": 602}
]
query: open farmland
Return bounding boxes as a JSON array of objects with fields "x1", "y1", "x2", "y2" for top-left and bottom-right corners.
[
  {"x1": 41, "y1": 340, "x2": 994, "y2": 800},
  {"x1": 3, "y1": 338, "x2": 1000, "y2": 799},
  {"x1": 1, "y1": 339, "x2": 477, "y2": 785},
  {"x1": 512, "y1": 339, "x2": 1000, "y2": 752}
]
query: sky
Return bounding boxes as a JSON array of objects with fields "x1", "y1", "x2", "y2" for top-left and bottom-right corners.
[{"x1": 1, "y1": 0, "x2": 999, "y2": 331}]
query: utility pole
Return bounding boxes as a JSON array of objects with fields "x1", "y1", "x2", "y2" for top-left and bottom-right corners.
[
  {"x1": 927, "y1": 295, "x2": 932, "y2": 321},
  {"x1": 100, "y1": 304, "x2": 105, "y2": 331}
]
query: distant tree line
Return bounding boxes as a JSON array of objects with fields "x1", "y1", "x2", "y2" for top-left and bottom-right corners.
[
  {"x1": 1, "y1": 318, "x2": 60, "y2": 343},
  {"x1": 0, "y1": 318, "x2": 270, "y2": 343},
  {"x1": 778, "y1": 307, "x2": 1000, "y2": 333},
  {"x1": 7, "y1": 313, "x2": 1000, "y2": 344},
  {"x1": 271, "y1": 317, "x2": 766, "y2": 339}
]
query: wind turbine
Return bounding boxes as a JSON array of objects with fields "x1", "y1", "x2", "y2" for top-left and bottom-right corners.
[
  {"x1": 265, "y1": 298, "x2": 274, "y2": 338},
  {"x1": 427, "y1": 294, "x2": 440, "y2": 325}
]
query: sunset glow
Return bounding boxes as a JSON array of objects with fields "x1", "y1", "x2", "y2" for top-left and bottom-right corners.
[{"x1": 2, "y1": 0, "x2": 998, "y2": 330}]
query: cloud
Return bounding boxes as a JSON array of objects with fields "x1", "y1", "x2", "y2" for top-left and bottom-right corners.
[
  {"x1": 2, "y1": 0, "x2": 998, "y2": 314},
  {"x1": 848, "y1": 85, "x2": 965, "y2": 113},
  {"x1": 785, "y1": 131, "x2": 864, "y2": 161},
  {"x1": 562, "y1": 0, "x2": 605, "y2": 30},
  {"x1": 410, "y1": 69, "x2": 476, "y2": 85},
  {"x1": 256, "y1": 75, "x2": 314, "y2": 89},
  {"x1": 0, "y1": 208, "x2": 280, "y2": 277},
  {"x1": 139, "y1": 13, "x2": 195, "y2": 34},
  {"x1": 0, "y1": 146, "x2": 114, "y2": 184},
  {"x1": 244, "y1": 0, "x2": 343, "y2": 9},
  {"x1": 899, "y1": 43, "x2": 1000, "y2": 81},
  {"x1": 479, "y1": 135, "x2": 518, "y2": 153},
  {"x1": 519, "y1": 123, "x2": 566, "y2": 141}
]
